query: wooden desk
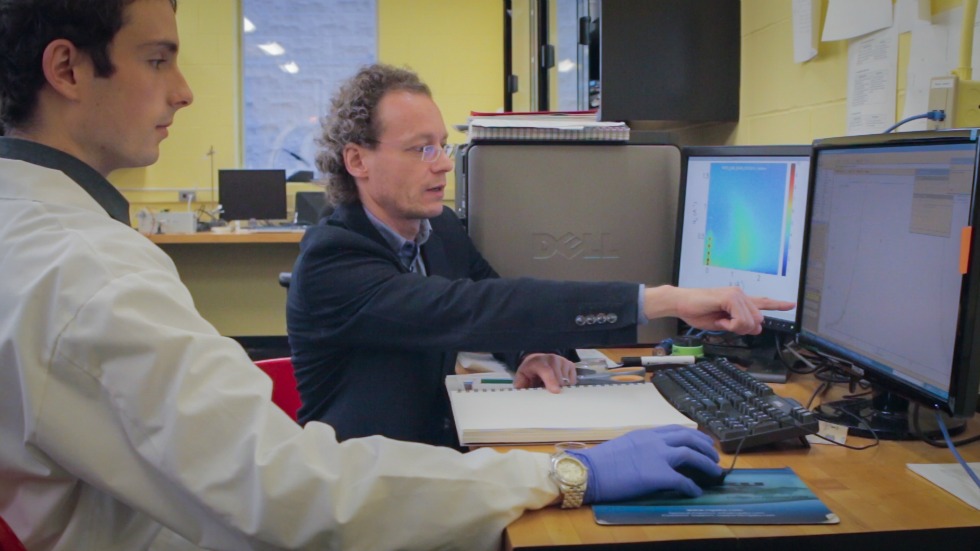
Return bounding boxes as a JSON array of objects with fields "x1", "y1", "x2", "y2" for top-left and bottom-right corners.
[
  {"x1": 146, "y1": 231, "x2": 303, "y2": 336},
  {"x1": 503, "y1": 349, "x2": 980, "y2": 550},
  {"x1": 146, "y1": 231, "x2": 304, "y2": 245}
]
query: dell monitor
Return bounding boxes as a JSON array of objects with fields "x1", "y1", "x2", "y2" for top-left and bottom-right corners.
[
  {"x1": 675, "y1": 145, "x2": 812, "y2": 380},
  {"x1": 799, "y1": 130, "x2": 980, "y2": 439},
  {"x1": 218, "y1": 169, "x2": 287, "y2": 222}
]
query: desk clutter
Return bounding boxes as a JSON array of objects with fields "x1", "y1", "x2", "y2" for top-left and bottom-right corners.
[{"x1": 447, "y1": 355, "x2": 821, "y2": 450}]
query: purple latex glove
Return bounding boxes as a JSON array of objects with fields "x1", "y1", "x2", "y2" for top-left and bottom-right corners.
[{"x1": 568, "y1": 425, "x2": 722, "y2": 503}]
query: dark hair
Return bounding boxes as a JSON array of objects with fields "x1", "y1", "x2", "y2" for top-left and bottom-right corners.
[
  {"x1": 0, "y1": 0, "x2": 177, "y2": 129},
  {"x1": 316, "y1": 63, "x2": 430, "y2": 206}
]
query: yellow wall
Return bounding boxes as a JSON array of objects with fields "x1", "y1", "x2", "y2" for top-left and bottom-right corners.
[
  {"x1": 738, "y1": 0, "x2": 962, "y2": 145},
  {"x1": 377, "y1": 0, "x2": 503, "y2": 204},
  {"x1": 378, "y1": 0, "x2": 502, "y2": 138}
]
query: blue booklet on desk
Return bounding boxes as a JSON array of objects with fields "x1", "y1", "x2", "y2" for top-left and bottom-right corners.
[{"x1": 593, "y1": 468, "x2": 840, "y2": 525}]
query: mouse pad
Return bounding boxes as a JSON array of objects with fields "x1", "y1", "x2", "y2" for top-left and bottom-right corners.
[{"x1": 593, "y1": 467, "x2": 840, "y2": 525}]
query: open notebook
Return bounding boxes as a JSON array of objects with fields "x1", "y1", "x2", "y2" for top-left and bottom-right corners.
[{"x1": 446, "y1": 381, "x2": 696, "y2": 445}]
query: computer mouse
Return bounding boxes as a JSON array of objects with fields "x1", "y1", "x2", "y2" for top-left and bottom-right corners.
[{"x1": 676, "y1": 465, "x2": 729, "y2": 489}]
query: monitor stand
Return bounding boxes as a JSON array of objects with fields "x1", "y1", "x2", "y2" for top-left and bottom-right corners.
[
  {"x1": 703, "y1": 331, "x2": 789, "y2": 383},
  {"x1": 815, "y1": 391, "x2": 967, "y2": 440}
]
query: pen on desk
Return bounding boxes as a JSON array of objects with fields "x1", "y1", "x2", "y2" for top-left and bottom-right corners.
[
  {"x1": 621, "y1": 355, "x2": 696, "y2": 367},
  {"x1": 478, "y1": 378, "x2": 515, "y2": 385}
]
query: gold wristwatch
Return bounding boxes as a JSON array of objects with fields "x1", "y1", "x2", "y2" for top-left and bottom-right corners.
[{"x1": 550, "y1": 446, "x2": 588, "y2": 509}]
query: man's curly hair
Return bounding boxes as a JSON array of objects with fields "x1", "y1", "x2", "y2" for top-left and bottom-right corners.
[{"x1": 316, "y1": 63, "x2": 430, "y2": 206}]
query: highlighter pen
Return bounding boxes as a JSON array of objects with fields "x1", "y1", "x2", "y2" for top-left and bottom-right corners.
[{"x1": 621, "y1": 355, "x2": 696, "y2": 367}]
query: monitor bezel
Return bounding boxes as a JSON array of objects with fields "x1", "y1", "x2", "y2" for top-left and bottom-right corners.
[
  {"x1": 217, "y1": 169, "x2": 288, "y2": 222},
  {"x1": 674, "y1": 145, "x2": 813, "y2": 333},
  {"x1": 798, "y1": 130, "x2": 980, "y2": 417}
]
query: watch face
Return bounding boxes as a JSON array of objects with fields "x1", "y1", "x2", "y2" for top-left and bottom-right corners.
[{"x1": 556, "y1": 457, "x2": 587, "y2": 485}]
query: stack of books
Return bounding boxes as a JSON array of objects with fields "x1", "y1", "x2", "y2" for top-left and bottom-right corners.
[{"x1": 467, "y1": 110, "x2": 630, "y2": 142}]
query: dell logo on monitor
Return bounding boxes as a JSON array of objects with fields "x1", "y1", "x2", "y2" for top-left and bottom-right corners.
[{"x1": 532, "y1": 232, "x2": 620, "y2": 260}]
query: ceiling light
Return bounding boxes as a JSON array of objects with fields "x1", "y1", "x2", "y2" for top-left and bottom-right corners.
[{"x1": 258, "y1": 42, "x2": 285, "y2": 56}]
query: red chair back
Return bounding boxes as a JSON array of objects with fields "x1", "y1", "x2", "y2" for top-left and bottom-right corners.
[
  {"x1": 254, "y1": 357, "x2": 302, "y2": 421},
  {"x1": 0, "y1": 515, "x2": 26, "y2": 551}
]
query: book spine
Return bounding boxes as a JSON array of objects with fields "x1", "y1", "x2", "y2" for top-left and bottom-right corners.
[{"x1": 454, "y1": 381, "x2": 648, "y2": 392}]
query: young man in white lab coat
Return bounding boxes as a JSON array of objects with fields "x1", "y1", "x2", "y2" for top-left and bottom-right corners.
[{"x1": 0, "y1": 1, "x2": 766, "y2": 549}]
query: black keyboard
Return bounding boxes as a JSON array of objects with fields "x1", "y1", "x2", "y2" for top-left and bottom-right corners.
[{"x1": 651, "y1": 358, "x2": 819, "y2": 453}]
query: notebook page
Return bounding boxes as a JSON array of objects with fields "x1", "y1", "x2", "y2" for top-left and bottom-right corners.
[{"x1": 448, "y1": 382, "x2": 695, "y2": 445}]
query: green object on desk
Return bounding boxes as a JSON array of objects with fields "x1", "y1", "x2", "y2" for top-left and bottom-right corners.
[
  {"x1": 479, "y1": 378, "x2": 514, "y2": 384},
  {"x1": 672, "y1": 335, "x2": 704, "y2": 358}
]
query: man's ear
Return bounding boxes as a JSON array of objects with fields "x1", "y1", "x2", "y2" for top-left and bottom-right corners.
[
  {"x1": 40, "y1": 39, "x2": 87, "y2": 101},
  {"x1": 343, "y1": 143, "x2": 370, "y2": 179}
]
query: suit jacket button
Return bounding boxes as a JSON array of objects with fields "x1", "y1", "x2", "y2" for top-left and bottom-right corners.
[
  {"x1": 607, "y1": 313, "x2": 618, "y2": 324},
  {"x1": 595, "y1": 313, "x2": 608, "y2": 324},
  {"x1": 575, "y1": 315, "x2": 586, "y2": 326},
  {"x1": 585, "y1": 315, "x2": 596, "y2": 325}
]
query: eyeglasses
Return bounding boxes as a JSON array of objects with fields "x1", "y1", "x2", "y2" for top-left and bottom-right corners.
[
  {"x1": 419, "y1": 144, "x2": 458, "y2": 163},
  {"x1": 367, "y1": 141, "x2": 458, "y2": 163}
]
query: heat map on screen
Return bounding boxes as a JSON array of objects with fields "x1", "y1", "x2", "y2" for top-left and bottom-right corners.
[{"x1": 703, "y1": 163, "x2": 791, "y2": 276}]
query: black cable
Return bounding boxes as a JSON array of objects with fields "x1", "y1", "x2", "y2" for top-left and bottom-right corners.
[
  {"x1": 806, "y1": 380, "x2": 832, "y2": 410},
  {"x1": 722, "y1": 430, "x2": 748, "y2": 475},
  {"x1": 773, "y1": 333, "x2": 799, "y2": 374},
  {"x1": 804, "y1": 429, "x2": 879, "y2": 450},
  {"x1": 809, "y1": 404, "x2": 881, "y2": 450},
  {"x1": 783, "y1": 341, "x2": 830, "y2": 375},
  {"x1": 814, "y1": 366, "x2": 851, "y2": 384},
  {"x1": 795, "y1": 345, "x2": 975, "y2": 449}
]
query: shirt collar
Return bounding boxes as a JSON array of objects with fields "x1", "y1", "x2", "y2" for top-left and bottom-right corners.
[
  {"x1": 0, "y1": 137, "x2": 131, "y2": 225},
  {"x1": 363, "y1": 205, "x2": 432, "y2": 254}
]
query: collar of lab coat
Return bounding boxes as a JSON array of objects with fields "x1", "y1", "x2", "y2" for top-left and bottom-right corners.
[{"x1": 0, "y1": 137, "x2": 130, "y2": 225}]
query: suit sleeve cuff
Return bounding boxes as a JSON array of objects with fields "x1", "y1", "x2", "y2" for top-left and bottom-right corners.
[{"x1": 637, "y1": 284, "x2": 648, "y2": 325}]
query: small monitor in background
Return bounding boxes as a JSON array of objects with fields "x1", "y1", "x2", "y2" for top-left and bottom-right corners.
[
  {"x1": 294, "y1": 191, "x2": 330, "y2": 226},
  {"x1": 799, "y1": 130, "x2": 980, "y2": 438},
  {"x1": 674, "y1": 145, "x2": 812, "y2": 381},
  {"x1": 218, "y1": 169, "x2": 287, "y2": 222},
  {"x1": 287, "y1": 170, "x2": 315, "y2": 182}
]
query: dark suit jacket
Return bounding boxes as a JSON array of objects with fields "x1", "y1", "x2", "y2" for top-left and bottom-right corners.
[{"x1": 286, "y1": 203, "x2": 640, "y2": 447}]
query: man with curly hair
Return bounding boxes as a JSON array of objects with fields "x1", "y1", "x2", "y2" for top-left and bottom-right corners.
[{"x1": 287, "y1": 63, "x2": 793, "y2": 447}]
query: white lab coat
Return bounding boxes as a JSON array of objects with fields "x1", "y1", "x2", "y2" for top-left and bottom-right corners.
[{"x1": 0, "y1": 156, "x2": 558, "y2": 550}]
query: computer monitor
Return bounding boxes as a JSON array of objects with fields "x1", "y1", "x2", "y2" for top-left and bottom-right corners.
[
  {"x1": 218, "y1": 169, "x2": 287, "y2": 222},
  {"x1": 294, "y1": 190, "x2": 330, "y2": 226},
  {"x1": 799, "y1": 130, "x2": 980, "y2": 439},
  {"x1": 674, "y1": 145, "x2": 811, "y2": 380}
]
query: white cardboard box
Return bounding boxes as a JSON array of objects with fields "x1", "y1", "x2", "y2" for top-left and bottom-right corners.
[{"x1": 157, "y1": 212, "x2": 198, "y2": 234}]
